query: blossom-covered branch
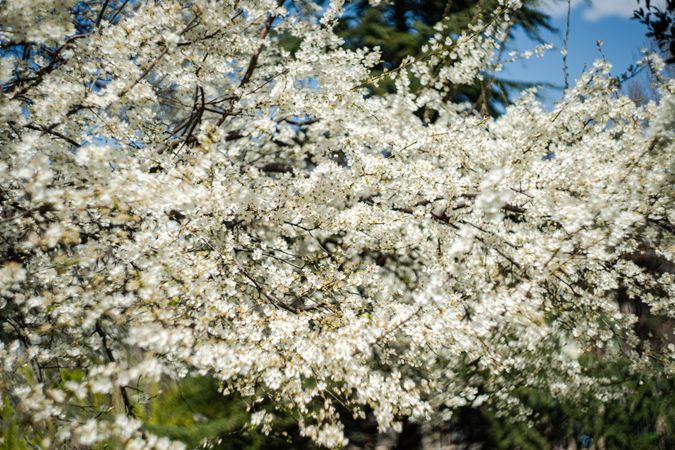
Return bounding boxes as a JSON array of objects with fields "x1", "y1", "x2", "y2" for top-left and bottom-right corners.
[{"x1": 0, "y1": 0, "x2": 673, "y2": 448}]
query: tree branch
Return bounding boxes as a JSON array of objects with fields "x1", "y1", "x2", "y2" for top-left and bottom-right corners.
[{"x1": 95, "y1": 321, "x2": 137, "y2": 418}]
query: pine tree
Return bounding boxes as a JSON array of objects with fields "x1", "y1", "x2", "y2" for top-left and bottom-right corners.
[{"x1": 336, "y1": 0, "x2": 554, "y2": 115}]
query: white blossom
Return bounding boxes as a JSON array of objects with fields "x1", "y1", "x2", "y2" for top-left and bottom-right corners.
[{"x1": 0, "y1": 1, "x2": 673, "y2": 448}]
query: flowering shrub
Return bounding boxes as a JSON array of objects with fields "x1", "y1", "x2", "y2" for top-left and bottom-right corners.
[{"x1": 0, "y1": 1, "x2": 673, "y2": 448}]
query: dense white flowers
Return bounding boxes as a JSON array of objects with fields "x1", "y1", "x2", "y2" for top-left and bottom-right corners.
[{"x1": 0, "y1": 0, "x2": 673, "y2": 448}]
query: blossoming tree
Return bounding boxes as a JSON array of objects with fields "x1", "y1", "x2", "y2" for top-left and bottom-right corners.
[{"x1": 0, "y1": 0, "x2": 673, "y2": 448}]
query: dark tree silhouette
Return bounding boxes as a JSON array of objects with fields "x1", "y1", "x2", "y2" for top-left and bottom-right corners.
[
  {"x1": 633, "y1": 0, "x2": 675, "y2": 63},
  {"x1": 336, "y1": 0, "x2": 554, "y2": 115}
]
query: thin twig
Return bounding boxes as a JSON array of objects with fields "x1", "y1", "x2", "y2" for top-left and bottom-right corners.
[
  {"x1": 95, "y1": 321, "x2": 137, "y2": 419},
  {"x1": 562, "y1": 0, "x2": 571, "y2": 90},
  {"x1": 109, "y1": 0, "x2": 130, "y2": 23},
  {"x1": 211, "y1": 0, "x2": 285, "y2": 131},
  {"x1": 25, "y1": 123, "x2": 81, "y2": 147},
  {"x1": 95, "y1": 0, "x2": 111, "y2": 27}
]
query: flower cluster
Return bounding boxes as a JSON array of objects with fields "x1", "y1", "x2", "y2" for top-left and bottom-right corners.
[{"x1": 0, "y1": 0, "x2": 673, "y2": 448}]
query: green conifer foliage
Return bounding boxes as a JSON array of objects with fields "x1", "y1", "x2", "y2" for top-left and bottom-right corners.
[{"x1": 337, "y1": 0, "x2": 554, "y2": 115}]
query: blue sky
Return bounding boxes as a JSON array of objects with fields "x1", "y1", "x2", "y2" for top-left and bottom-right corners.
[{"x1": 503, "y1": 0, "x2": 665, "y2": 106}]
